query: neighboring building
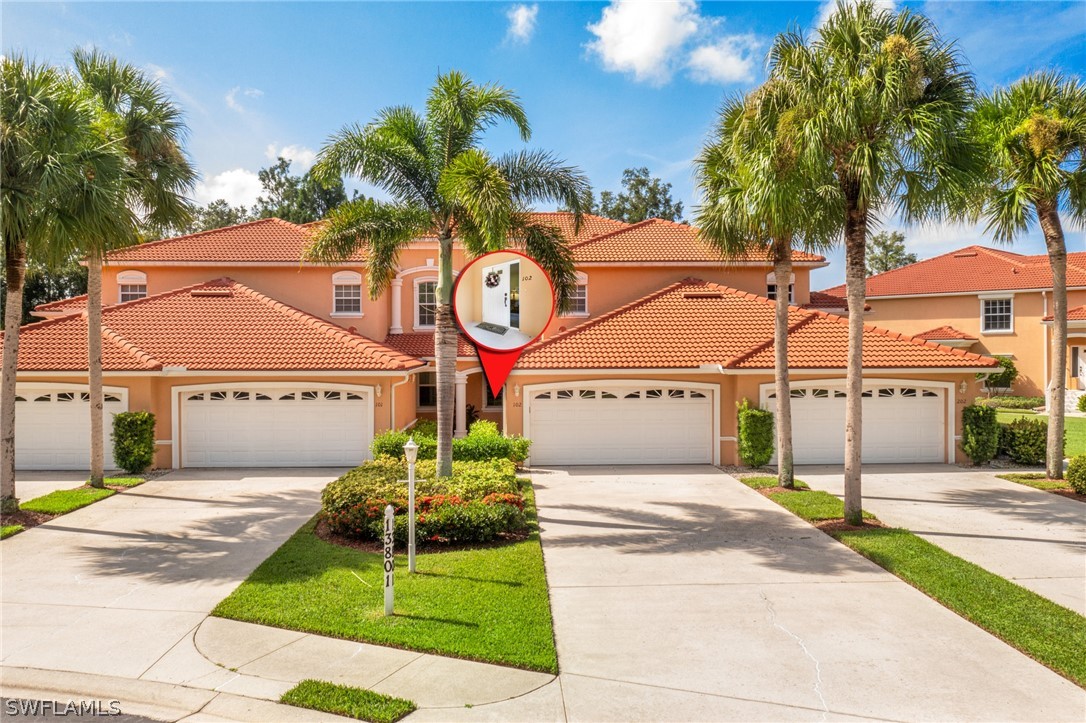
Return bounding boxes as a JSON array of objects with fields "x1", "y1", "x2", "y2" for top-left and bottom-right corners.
[
  {"x1": 823, "y1": 245, "x2": 1086, "y2": 400},
  {"x1": 6, "y1": 214, "x2": 997, "y2": 470}
]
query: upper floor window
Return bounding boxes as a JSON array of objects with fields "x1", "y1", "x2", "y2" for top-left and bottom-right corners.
[
  {"x1": 415, "y1": 280, "x2": 437, "y2": 329},
  {"x1": 981, "y1": 297, "x2": 1013, "y2": 333},
  {"x1": 117, "y1": 270, "x2": 147, "y2": 303},
  {"x1": 564, "y1": 273, "x2": 588, "y2": 316},
  {"x1": 765, "y1": 272, "x2": 794, "y2": 303},
  {"x1": 332, "y1": 271, "x2": 362, "y2": 316}
]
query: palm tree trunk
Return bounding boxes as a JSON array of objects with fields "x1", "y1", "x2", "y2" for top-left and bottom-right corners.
[
  {"x1": 434, "y1": 233, "x2": 456, "y2": 478},
  {"x1": 843, "y1": 194, "x2": 867, "y2": 526},
  {"x1": 87, "y1": 252, "x2": 105, "y2": 487},
  {"x1": 1, "y1": 242, "x2": 28, "y2": 512},
  {"x1": 773, "y1": 244, "x2": 795, "y2": 489},
  {"x1": 1038, "y1": 200, "x2": 1066, "y2": 480}
]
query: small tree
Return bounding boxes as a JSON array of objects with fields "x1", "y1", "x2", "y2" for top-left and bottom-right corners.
[
  {"x1": 979, "y1": 357, "x2": 1017, "y2": 397},
  {"x1": 866, "y1": 231, "x2": 918, "y2": 275}
]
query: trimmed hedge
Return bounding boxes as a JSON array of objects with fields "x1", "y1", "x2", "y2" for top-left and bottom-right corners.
[
  {"x1": 999, "y1": 417, "x2": 1048, "y2": 466},
  {"x1": 961, "y1": 405, "x2": 1000, "y2": 465},
  {"x1": 737, "y1": 399, "x2": 774, "y2": 467},
  {"x1": 1078, "y1": 396, "x2": 1086, "y2": 413},
  {"x1": 371, "y1": 420, "x2": 531, "y2": 464},
  {"x1": 112, "y1": 411, "x2": 156, "y2": 474},
  {"x1": 1067, "y1": 456, "x2": 1086, "y2": 494},
  {"x1": 975, "y1": 396, "x2": 1044, "y2": 410}
]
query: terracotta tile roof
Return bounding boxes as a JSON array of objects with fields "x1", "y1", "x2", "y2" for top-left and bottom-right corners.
[
  {"x1": 516, "y1": 279, "x2": 998, "y2": 371},
  {"x1": 569, "y1": 218, "x2": 826, "y2": 264},
  {"x1": 383, "y1": 332, "x2": 477, "y2": 358},
  {"x1": 1044, "y1": 305, "x2": 1086, "y2": 322},
  {"x1": 914, "y1": 326, "x2": 978, "y2": 341},
  {"x1": 33, "y1": 294, "x2": 88, "y2": 315},
  {"x1": 821, "y1": 246, "x2": 1086, "y2": 298},
  {"x1": 527, "y1": 213, "x2": 631, "y2": 244},
  {"x1": 802, "y1": 290, "x2": 871, "y2": 311},
  {"x1": 6, "y1": 279, "x2": 424, "y2": 372}
]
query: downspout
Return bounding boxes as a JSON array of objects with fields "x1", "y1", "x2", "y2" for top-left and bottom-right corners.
[
  {"x1": 1043, "y1": 291, "x2": 1049, "y2": 407},
  {"x1": 390, "y1": 373, "x2": 413, "y2": 431}
]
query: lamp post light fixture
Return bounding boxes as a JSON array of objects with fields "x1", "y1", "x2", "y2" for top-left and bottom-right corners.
[{"x1": 404, "y1": 437, "x2": 419, "y2": 573}]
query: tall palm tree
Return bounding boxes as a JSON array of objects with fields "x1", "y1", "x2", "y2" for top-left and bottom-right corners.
[
  {"x1": 768, "y1": 1, "x2": 978, "y2": 523},
  {"x1": 970, "y1": 72, "x2": 1085, "y2": 479},
  {"x1": 72, "y1": 49, "x2": 196, "y2": 487},
  {"x1": 1, "y1": 56, "x2": 132, "y2": 510},
  {"x1": 695, "y1": 84, "x2": 840, "y2": 488},
  {"x1": 306, "y1": 71, "x2": 589, "y2": 477}
]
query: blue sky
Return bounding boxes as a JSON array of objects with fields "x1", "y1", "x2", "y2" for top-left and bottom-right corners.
[{"x1": 4, "y1": 0, "x2": 1084, "y2": 288}]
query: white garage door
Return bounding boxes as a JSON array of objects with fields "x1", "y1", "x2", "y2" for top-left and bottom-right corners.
[
  {"x1": 13, "y1": 386, "x2": 126, "y2": 470},
  {"x1": 181, "y1": 387, "x2": 373, "y2": 467},
  {"x1": 528, "y1": 385, "x2": 714, "y2": 465},
  {"x1": 769, "y1": 384, "x2": 946, "y2": 464}
]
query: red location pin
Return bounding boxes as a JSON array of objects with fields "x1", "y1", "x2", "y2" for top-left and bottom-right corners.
[{"x1": 453, "y1": 251, "x2": 556, "y2": 396}]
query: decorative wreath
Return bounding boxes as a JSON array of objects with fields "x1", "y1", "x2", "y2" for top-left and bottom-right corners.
[{"x1": 484, "y1": 271, "x2": 501, "y2": 288}]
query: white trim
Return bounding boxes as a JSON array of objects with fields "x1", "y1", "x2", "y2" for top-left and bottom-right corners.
[
  {"x1": 756, "y1": 377, "x2": 956, "y2": 464},
  {"x1": 979, "y1": 296, "x2": 1014, "y2": 334},
  {"x1": 413, "y1": 276, "x2": 438, "y2": 331},
  {"x1": 560, "y1": 271, "x2": 590, "y2": 318},
  {"x1": 509, "y1": 366, "x2": 997, "y2": 376},
  {"x1": 155, "y1": 439, "x2": 172, "y2": 446},
  {"x1": 859, "y1": 288, "x2": 1086, "y2": 301},
  {"x1": 396, "y1": 265, "x2": 460, "y2": 279},
  {"x1": 719, "y1": 436, "x2": 738, "y2": 442},
  {"x1": 15, "y1": 381, "x2": 128, "y2": 397},
  {"x1": 170, "y1": 381, "x2": 376, "y2": 469},
  {"x1": 521, "y1": 379, "x2": 720, "y2": 466},
  {"x1": 977, "y1": 291, "x2": 1018, "y2": 300},
  {"x1": 331, "y1": 270, "x2": 363, "y2": 316},
  {"x1": 116, "y1": 270, "x2": 146, "y2": 284}
]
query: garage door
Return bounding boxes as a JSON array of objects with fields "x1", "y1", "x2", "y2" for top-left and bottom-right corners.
[
  {"x1": 181, "y1": 387, "x2": 373, "y2": 467},
  {"x1": 769, "y1": 384, "x2": 945, "y2": 464},
  {"x1": 528, "y1": 385, "x2": 714, "y2": 465},
  {"x1": 13, "y1": 386, "x2": 126, "y2": 470}
]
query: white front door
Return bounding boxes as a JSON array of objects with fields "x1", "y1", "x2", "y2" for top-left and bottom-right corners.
[
  {"x1": 481, "y1": 263, "x2": 511, "y2": 327},
  {"x1": 11, "y1": 385, "x2": 127, "y2": 470},
  {"x1": 181, "y1": 386, "x2": 373, "y2": 467}
]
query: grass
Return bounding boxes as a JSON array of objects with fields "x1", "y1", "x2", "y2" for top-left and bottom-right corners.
[
  {"x1": 281, "y1": 680, "x2": 415, "y2": 723},
  {"x1": 105, "y1": 476, "x2": 146, "y2": 488},
  {"x1": 1, "y1": 524, "x2": 24, "y2": 539},
  {"x1": 996, "y1": 472, "x2": 1077, "y2": 493},
  {"x1": 20, "y1": 486, "x2": 115, "y2": 515},
  {"x1": 996, "y1": 411, "x2": 1086, "y2": 457},
  {"x1": 213, "y1": 482, "x2": 558, "y2": 673},
  {"x1": 741, "y1": 475, "x2": 808, "y2": 490}
]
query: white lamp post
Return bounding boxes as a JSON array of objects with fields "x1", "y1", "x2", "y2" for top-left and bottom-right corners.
[{"x1": 404, "y1": 437, "x2": 419, "y2": 573}]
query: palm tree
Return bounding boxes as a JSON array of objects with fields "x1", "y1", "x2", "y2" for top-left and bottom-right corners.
[
  {"x1": 695, "y1": 85, "x2": 840, "y2": 488},
  {"x1": 306, "y1": 71, "x2": 589, "y2": 477},
  {"x1": 1, "y1": 56, "x2": 132, "y2": 510},
  {"x1": 970, "y1": 72, "x2": 1085, "y2": 479},
  {"x1": 768, "y1": 1, "x2": 978, "y2": 523},
  {"x1": 72, "y1": 49, "x2": 196, "y2": 487}
]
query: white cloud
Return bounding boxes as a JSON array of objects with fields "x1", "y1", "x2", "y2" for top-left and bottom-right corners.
[
  {"x1": 225, "y1": 86, "x2": 263, "y2": 113},
  {"x1": 506, "y1": 3, "x2": 539, "y2": 43},
  {"x1": 192, "y1": 168, "x2": 263, "y2": 207},
  {"x1": 264, "y1": 143, "x2": 317, "y2": 172},
  {"x1": 586, "y1": 0, "x2": 701, "y2": 85},
  {"x1": 687, "y1": 34, "x2": 761, "y2": 84},
  {"x1": 816, "y1": 0, "x2": 896, "y2": 28}
]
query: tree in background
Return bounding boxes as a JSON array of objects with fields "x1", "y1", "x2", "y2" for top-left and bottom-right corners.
[
  {"x1": 0, "y1": 257, "x2": 88, "y2": 326},
  {"x1": 253, "y1": 157, "x2": 349, "y2": 223},
  {"x1": 866, "y1": 231, "x2": 918, "y2": 275},
  {"x1": 566, "y1": 167, "x2": 684, "y2": 223},
  {"x1": 969, "y1": 71, "x2": 1085, "y2": 479}
]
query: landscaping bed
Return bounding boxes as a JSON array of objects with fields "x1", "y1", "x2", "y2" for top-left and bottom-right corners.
[
  {"x1": 0, "y1": 476, "x2": 151, "y2": 539},
  {"x1": 996, "y1": 473, "x2": 1086, "y2": 502}
]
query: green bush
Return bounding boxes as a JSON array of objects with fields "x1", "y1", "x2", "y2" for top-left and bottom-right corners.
[
  {"x1": 974, "y1": 396, "x2": 1044, "y2": 410},
  {"x1": 111, "y1": 411, "x2": 156, "y2": 474},
  {"x1": 323, "y1": 494, "x2": 527, "y2": 545},
  {"x1": 412, "y1": 419, "x2": 438, "y2": 437},
  {"x1": 999, "y1": 417, "x2": 1048, "y2": 465},
  {"x1": 978, "y1": 357, "x2": 1017, "y2": 396},
  {"x1": 737, "y1": 399, "x2": 774, "y2": 467},
  {"x1": 1077, "y1": 396, "x2": 1086, "y2": 413},
  {"x1": 370, "y1": 420, "x2": 531, "y2": 464},
  {"x1": 961, "y1": 405, "x2": 1000, "y2": 465},
  {"x1": 1067, "y1": 456, "x2": 1086, "y2": 494}
]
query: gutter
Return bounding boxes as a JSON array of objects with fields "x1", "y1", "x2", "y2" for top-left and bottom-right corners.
[{"x1": 390, "y1": 373, "x2": 413, "y2": 431}]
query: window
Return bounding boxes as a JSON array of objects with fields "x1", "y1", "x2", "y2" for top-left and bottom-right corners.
[
  {"x1": 981, "y1": 297, "x2": 1013, "y2": 333},
  {"x1": 564, "y1": 273, "x2": 588, "y2": 316},
  {"x1": 485, "y1": 384, "x2": 504, "y2": 408},
  {"x1": 415, "y1": 280, "x2": 437, "y2": 328},
  {"x1": 765, "y1": 272, "x2": 795, "y2": 303},
  {"x1": 332, "y1": 271, "x2": 363, "y2": 316},
  {"x1": 418, "y1": 372, "x2": 436, "y2": 408},
  {"x1": 117, "y1": 270, "x2": 147, "y2": 302}
]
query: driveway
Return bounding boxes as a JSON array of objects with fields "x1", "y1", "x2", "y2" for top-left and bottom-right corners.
[
  {"x1": 1, "y1": 468, "x2": 339, "y2": 679},
  {"x1": 530, "y1": 465, "x2": 1085, "y2": 722},
  {"x1": 798, "y1": 464, "x2": 1086, "y2": 614},
  {"x1": 13, "y1": 471, "x2": 107, "y2": 503}
]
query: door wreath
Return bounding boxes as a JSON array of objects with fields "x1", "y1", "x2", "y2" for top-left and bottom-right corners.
[{"x1": 484, "y1": 270, "x2": 501, "y2": 288}]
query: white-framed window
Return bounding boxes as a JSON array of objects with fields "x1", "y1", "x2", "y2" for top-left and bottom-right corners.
[
  {"x1": 415, "y1": 279, "x2": 437, "y2": 329},
  {"x1": 765, "y1": 272, "x2": 794, "y2": 303},
  {"x1": 117, "y1": 270, "x2": 147, "y2": 302},
  {"x1": 981, "y1": 296, "x2": 1013, "y2": 333},
  {"x1": 563, "y1": 272, "x2": 588, "y2": 316},
  {"x1": 484, "y1": 383, "x2": 504, "y2": 409},
  {"x1": 418, "y1": 371, "x2": 437, "y2": 408},
  {"x1": 332, "y1": 271, "x2": 363, "y2": 316}
]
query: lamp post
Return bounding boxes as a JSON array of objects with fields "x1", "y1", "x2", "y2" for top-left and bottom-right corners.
[{"x1": 404, "y1": 437, "x2": 419, "y2": 573}]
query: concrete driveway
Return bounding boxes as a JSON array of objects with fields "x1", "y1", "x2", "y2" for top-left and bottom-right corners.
[
  {"x1": 1, "y1": 468, "x2": 339, "y2": 679},
  {"x1": 530, "y1": 465, "x2": 1085, "y2": 722},
  {"x1": 798, "y1": 464, "x2": 1086, "y2": 614},
  {"x1": 12, "y1": 471, "x2": 107, "y2": 503}
]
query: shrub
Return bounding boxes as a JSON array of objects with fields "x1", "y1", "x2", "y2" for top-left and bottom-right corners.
[
  {"x1": 999, "y1": 417, "x2": 1048, "y2": 465},
  {"x1": 112, "y1": 411, "x2": 156, "y2": 474},
  {"x1": 412, "y1": 419, "x2": 438, "y2": 437},
  {"x1": 369, "y1": 420, "x2": 531, "y2": 464},
  {"x1": 974, "y1": 396, "x2": 1044, "y2": 410},
  {"x1": 1067, "y1": 456, "x2": 1086, "y2": 494},
  {"x1": 737, "y1": 399, "x2": 774, "y2": 467},
  {"x1": 1078, "y1": 396, "x2": 1086, "y2": 413},
  {"x1": 961, "y1": 405, "x2": 1000, "y2": 465},
  {"x1": 978, "y1": 357, "x2": 1017, "y2": 396}
]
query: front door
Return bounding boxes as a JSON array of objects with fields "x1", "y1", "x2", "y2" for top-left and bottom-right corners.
[{"x1": 482, "y1": 263, "x2": 511, "y2": 327}]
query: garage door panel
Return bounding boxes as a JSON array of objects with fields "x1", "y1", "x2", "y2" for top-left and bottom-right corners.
[{"x1": 12, "y1": 388, "x2": 125, "y2": 470}]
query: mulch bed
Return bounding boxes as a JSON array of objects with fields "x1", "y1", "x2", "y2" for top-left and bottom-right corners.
[
  {"x1": 814, "y1": 518, "x2": 887, "y2": 533},
  {"x1": 0, "y1": 509, "x2": 53, "y2": 532},
  {"x1": 314, "y1": 517, "x2": 530, "y2": 554},
  {"x1": 1051, "y1": 489, "x2": 1086, "y2": 502}
]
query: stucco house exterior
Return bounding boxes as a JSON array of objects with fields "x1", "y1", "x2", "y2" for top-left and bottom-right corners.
[
  {"x1": 7, "y1": 213, "x2": 998, "y2": 470},
  {"x1": 823, "y1": 245, "x2": 1086, "y2": 407}
]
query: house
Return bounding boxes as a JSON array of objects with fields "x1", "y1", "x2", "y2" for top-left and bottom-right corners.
[
  {"x1": 822, "y1": 246, "x2": 1086, "y2": 406},
  {"x1": 6, "y1": 214, "x2": 997, "y2": 470}
]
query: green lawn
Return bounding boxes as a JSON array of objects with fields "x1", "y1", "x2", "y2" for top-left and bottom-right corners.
[
  {"x1": 213, "y1": 483, "x2": 558, "y2": 673},
  {"x1": 281, "y1": 680, "x2": 415, "y2": 723},
  {"x1": 997, "y1": 411, "x2": 1086, "y2": 457},
  {"x1": 106, "y1": 477, "x2": 147, "y2": 488},
  {"x1": 996, "y1": 472, "x2": 1077, "y2": 493},
  {"x1": 1, "y1": 524, "x2": 24, "y2": 539},
  {"x1": 741, "y1": 475, "x2": 809, "y2": 490},
  {"x1": 20, "y1": 487, "x2": 115, "y2": 515}
]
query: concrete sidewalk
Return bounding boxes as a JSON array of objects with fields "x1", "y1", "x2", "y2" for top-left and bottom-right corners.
[{"x1": 799, "y1": 464, "x2": 1086, "y2": 614}]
